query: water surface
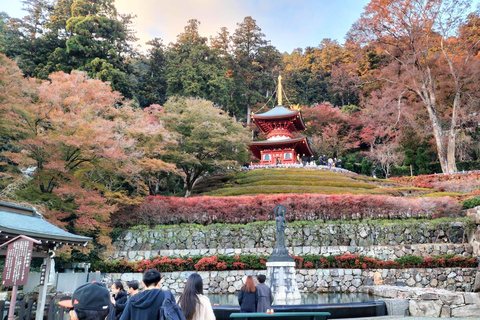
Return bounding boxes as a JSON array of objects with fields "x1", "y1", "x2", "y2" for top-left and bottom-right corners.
[{"x1": 206, "y1": 293, "x2": 376, "y2": 306}]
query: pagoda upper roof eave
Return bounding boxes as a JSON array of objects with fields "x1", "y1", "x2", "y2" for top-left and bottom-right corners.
[
  {"x1": 252, "y1": 106, "x2": 299, "y2": 119},
  {"x1": 252, "y1": 111, "x2": 307, "y2": 132}
]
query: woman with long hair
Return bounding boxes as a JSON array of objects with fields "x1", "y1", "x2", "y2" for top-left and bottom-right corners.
[
  {"x1": 177, "y1": 273, "x2": 216, "y2": 320},
  {"x1": 108, "y1": 281, "x2": 127, "y2": 320},
  {"x1": 238, "y1": 276, "x2": 258, "y2": 313}
]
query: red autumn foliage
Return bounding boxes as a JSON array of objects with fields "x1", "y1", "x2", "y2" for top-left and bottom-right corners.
[
  {"x1": 94, "y1": 253, "x2": 476, "y2": 273},
  {"x1": 391, "y1": 172, "x2": 480, "y2": 192},
  {"x1": 194, "y1": 256, "x2": 227, "y2": 271},
  {"x1": 113, "y1": 193, "x2": 461, "y2": 227}
]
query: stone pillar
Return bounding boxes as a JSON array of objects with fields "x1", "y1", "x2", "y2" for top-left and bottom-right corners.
[
  {"x1": 466, "y1": 206, "x2": 480, "y2": 292},
  {"x1": 266, "y1": 261, "x2": 301, "y2": 304}
]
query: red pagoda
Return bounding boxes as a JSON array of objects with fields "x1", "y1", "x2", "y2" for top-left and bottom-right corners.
[{"x1": 249, "y1": 75, "x2": 313, "y2": 165}]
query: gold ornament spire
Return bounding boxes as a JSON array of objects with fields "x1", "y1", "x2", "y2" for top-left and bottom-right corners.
[{"x1": 278, "y1": 75, "x2": 282, "y2": 106}]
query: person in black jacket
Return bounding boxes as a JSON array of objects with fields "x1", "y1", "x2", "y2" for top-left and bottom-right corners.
[
  {"x1": 112, "y1": 280, "x2": 140, "y2": 314},
  {"x1": 238, "y1": 276, "x2": 258, "y2": 313},
  {"x1": 108, "y1": 281, "x2": 128, "y2": 320},
  {"x1": 59, "y1": 282, "x2": 110, "y2": 320},
  {"x1": 120, "y1": 269, "x2": 179, "y2": 320}
]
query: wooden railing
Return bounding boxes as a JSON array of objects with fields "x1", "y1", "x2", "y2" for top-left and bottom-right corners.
[{"x1": 0, "y1": 297, "x2": 68, "y2": 320}]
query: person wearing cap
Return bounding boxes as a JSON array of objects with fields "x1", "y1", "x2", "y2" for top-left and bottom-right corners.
[
  {"x1": 59, "y1": 282, "x2": 111, "y2": 320},
  {"x1": 120, "y1": 269, "x2": 178, "y2": 320}
]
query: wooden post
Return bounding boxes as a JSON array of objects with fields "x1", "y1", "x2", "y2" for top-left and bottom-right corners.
[
  {"x1": 35, "y1": 255, "x2": 52, "y2": 320},
  {"x1": 7, "y1": 285, "x2": 18, "y2": 320}
]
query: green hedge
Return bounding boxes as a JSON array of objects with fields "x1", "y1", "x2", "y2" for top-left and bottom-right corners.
[{"x1": 462, "y1": 196, "x2": 480, "y2": 209}]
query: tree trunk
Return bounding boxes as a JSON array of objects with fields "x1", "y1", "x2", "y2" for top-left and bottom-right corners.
[
  {"x1": 446, "y1": 92, "x2": 460, "y2": 174},
  {"x1": 246, "y1": 104, "x2": 251, "y2": 125},
  {"x1": 422, "y1": 90, "x2": 450, "y2": 174}
]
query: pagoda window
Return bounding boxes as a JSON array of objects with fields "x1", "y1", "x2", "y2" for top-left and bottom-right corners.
[
  {"x1": 284, "y1": 153, "x2": 292, "y2": 159},
  {"x1": 263, "y1": 154, "x2": 271, "y2": 161}
]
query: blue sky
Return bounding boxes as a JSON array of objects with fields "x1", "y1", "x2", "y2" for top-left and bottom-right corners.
[{"x1": 2, "y1": 0, "x2": 371, "y2": 53}]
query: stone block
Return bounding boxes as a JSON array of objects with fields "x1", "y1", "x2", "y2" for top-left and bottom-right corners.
[
  {"x1": 474, "y1": 272, "x2": 480, "y2": 292},
  {"x1": 420, "y1": 293, "x2": 438, "y2": 300},
  {"x1": 464, "y1": 293, "x2": 480, "y2": 305},
  {"x1": 439, "y1": 294, "x2": 464, "y2": 305},
  {"x1": 451, "y1": 304, "x2": 480, "y2": 318},
  {"x1": 374, "y1": 272, "x2": 383, "y2": 285},
  {"x1": 440, "y1": 306, "x2": 451, "y2": 318},
  {"x1": 409, "y1": 300, "x2": 442, "y2": 317}
]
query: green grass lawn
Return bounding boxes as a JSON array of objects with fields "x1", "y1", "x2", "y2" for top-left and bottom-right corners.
[{"x1": 191, "y1": 169, "x2": 433, "y2": 196}]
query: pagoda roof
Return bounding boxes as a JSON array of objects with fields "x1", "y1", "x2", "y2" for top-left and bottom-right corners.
[
  {"x1": 252, "y1": 106, "x2": 307, "y2": 132},
  {"x1": 0, "y1": 202, "x2": 91, "y2": 252},
  {"x1": 253, "y1": 106, "x2": 299, "y2": 118},
  {"x1": 249, "y1": 136, "x2": 313, "y2": 159}
]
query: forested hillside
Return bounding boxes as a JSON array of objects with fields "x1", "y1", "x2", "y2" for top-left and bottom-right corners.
[{"x1": 1, "y1": 0, "x2": 480, "y2": 262}]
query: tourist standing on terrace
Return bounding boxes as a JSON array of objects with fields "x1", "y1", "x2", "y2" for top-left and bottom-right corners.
[
  {"x1": 120, "y1": 269, "x2": 180, "y2": 320},
  {"x1": 108, "y1": 281, "x2": 127, "y2": 320},
  {"x1": 111, "y1": 280, "x2": 140, "y2": 315},
  {"x1": 256, "y1": 275, "x2": 273, "y2": 313},
  {"x1": 177, "y1": 273, "x2": 216, "y2": 320},
  {"x1": 238, "y1": 276, "x2": 258, "y2": 312}
]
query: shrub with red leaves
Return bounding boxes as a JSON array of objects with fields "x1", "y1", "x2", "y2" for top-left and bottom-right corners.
[
  {"x1": 94, "y1": 253, "x2": 476, "y2": 273},
  {"x1": 113, "y1": 194, "x2": 461, "y2": 227}
]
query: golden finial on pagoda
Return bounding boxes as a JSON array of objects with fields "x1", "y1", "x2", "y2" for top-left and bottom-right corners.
[{"x1": 278, "y1": 74, "x2": 282, "y2": 106}]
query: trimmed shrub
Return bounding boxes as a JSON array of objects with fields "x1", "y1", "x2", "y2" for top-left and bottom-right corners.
[
  {"x1": 462, "y1": 196, "x2": 480, "y2": 209},
  {"x1": 112, "y1": 194, "x2": 461, "y2": 227},
  {"x1": 93, "y1": 253, "x2": 477, "y2": 273}
]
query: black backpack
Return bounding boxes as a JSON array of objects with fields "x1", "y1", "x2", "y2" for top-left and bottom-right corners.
[{"x1": 159, "y1": 291, "x2": 186, "y2": 320}]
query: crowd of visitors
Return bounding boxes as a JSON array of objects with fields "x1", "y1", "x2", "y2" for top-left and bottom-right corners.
[{"x1": 60, "y1": 270, "x2": 274, "y2": 320}]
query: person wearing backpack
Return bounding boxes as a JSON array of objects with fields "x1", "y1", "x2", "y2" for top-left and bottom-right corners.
[
  {"x1": 120, "y1": 269, "x2": 183, "y2": 320},
  {"x1": 177, "y1": 273, "x2": 215, "y2": 320}
]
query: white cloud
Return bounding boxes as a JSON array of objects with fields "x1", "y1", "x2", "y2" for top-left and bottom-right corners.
[{"x1": 116, "y1": 0, "x2": 249, "y2": 52}]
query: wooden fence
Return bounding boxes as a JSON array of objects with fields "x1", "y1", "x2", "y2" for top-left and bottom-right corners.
[{"x1": 0, "y1": 297, "x2": 68, "y2": 320}]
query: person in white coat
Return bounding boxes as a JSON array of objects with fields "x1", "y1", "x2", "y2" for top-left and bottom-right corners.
[{"x1": 177, "y1": 273, "x2": 216, "y2": 320}]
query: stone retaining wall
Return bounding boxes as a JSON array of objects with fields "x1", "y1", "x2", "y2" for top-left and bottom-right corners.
[
  {"x1": 365, "y1": 285, "x2": 480, "y2": 317},
  {"x1": 111, "y1": 243, "x2": 473, "y2": 262},
  {"x1": 112, "y1": 220, "x2": 470, "y2": 256},
  {"x1": 104, "y1": 267, "x2": 476, "y2": 295}
]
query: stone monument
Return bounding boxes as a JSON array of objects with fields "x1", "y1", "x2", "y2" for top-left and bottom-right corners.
[{"x1": 266, "y1": 204, "x2": 301, "y2": 303}]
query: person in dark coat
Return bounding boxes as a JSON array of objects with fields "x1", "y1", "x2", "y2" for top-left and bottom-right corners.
[
  {"x1": 59, "y1": 282, "x2": 110, "y2": 320},
  {"x1": 108, "y1": 281, "x2": 128, "y2": 320},
  {"x1": 120, "y1": 269, "x2": 178, "y2": 320},
  {"x1": 113, "y1": 280, "x2": 140, "y2": 313},
  {"x1": 238, "y1": 276, "x2": 258, "y2": 313},
  {"x1": 255, "y1": 275, "x2": 273, "y2": 313}
]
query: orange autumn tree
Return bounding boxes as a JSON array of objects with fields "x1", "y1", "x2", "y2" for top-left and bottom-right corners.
[
  {"x1": 349, "y1": 0, "x2": 480, "y2": 174},
  {"x1": 1, "y1": 68, "x2": 176, "y2": 250}
]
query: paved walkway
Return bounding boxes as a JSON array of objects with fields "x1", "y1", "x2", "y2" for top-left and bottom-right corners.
[{"x1": 337, "y1": 317, "x2": 476, "y2": 320}]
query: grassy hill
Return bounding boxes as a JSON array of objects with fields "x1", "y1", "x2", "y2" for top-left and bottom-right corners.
[{"x1": 191, "y1": 168, "x2": 432, "y2": 197}]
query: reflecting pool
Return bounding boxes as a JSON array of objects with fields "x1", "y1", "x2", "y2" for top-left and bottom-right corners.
[{"x1": 206, "y1": 293, "x2": 377, "y2": 306}]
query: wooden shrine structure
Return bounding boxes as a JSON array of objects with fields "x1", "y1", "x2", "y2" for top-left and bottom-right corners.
[{"x1": 0, "y1": 201, "x2": 91, "y2": 320}]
